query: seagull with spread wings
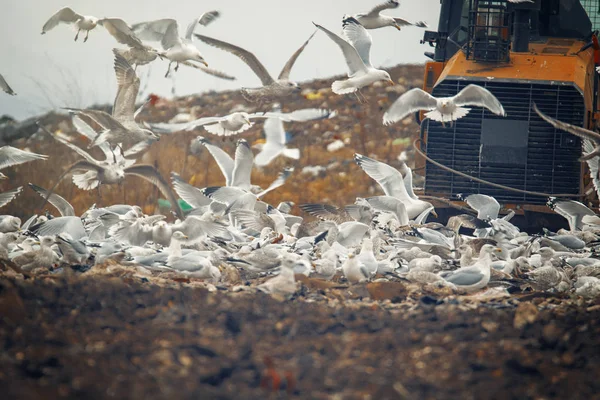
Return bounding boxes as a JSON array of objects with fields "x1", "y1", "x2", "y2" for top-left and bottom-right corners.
[
  {"x1": 254, "y1": 113, "x2": 300, "y2": 167},
  {"x1": 41, "y1": 7, "x2": 101, "y2": 42},
  {"x1": 132, "y1": 13, "x2": 217, "y2": 77},
  {"x1": 354, "y1": 154, "x2": 437, "y2": 222},
  {"x1": 38, "y1": 124, "x2": 183, "y2": 219},
  {"x1": 313, "y1": 16, "x2": 394, "y2": 96},
  {"x1": 66, "y1": 52, "x2": 158, "y2": 150},
  {"x1": 151, "y1": 106, "x2": 334, "y2": 137},
  {"x1": 383, "y1": 84, "x2": 505, "y2": 126},
  {"x1": 193, "y1": 31, "x2": 316, "y2": 102},
  {"x1": 354, "y1": 1, "x2": 427, "y2": 31}
]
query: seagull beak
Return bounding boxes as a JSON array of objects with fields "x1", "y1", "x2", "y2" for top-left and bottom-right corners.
[
  {"x1": 431, "y1": 210, "x2": 438, "y2": 218},
  {"x1": 387, "y1": 79, "x2": 395, "y2": 86},
  {"x1": 200, "y1": 59, "x2": 208, "y2": 67},
  {"x1": 494, "y1": 247, "x2": 503, "y2": 253},
  {"x1": 394, "y1": 24, "x2": 402, "y2": 31}
]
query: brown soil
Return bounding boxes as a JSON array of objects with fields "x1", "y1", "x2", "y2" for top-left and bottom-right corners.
[{"x1": 1, "y1": 273, "x2": 599, "y2": 400}]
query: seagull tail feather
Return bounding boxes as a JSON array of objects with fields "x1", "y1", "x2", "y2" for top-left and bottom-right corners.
[{"x1": 331, "y1": 79, "x2": 357, "y2": 95}]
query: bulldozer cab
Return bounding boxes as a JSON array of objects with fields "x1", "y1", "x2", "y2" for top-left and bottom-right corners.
[{"x1": 418, "y1": 0, "x2": 598, "y2": 230}]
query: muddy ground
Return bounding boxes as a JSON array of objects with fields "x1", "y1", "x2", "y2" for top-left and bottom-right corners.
[{"x1": 1, "y1": 270, "x2": 599, "y2": 400}]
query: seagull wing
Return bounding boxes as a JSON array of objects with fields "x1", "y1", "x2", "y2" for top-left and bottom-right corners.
[
  {"x1": 257, "y1": 167, "x2": 294, "y2": 198},
  {"x1": 42, "y1": 7, "x2": 82, "y2": 33},
  {"x1": 197, "y1": 136, "x2": 234, "y2": 185},
  {"x1": 366, "y1": 196, "x2": 409, "y2": 225},
  {"x1": 0, "y1": 145, "x2": 47, "y2": 170},
  {"x1": 266, "y1": 108, "x2": 335, "y2": 122},
  {"x1": 0, "y1": 73, "x2": 16, "y2": 95},
  {"x1": 38, "y1": 124, "x2": 99, "y2": 164},
  {"x1": 354, "y1": 154, "x2": 410, "y2": 200},
  {"x1": 124, "y1": 164, "x2": 184, "y2": 219},
  {"x1": 254, "y1": 117, "x2": 286, "y2": 167},
  {"x1": 99, "y1": 18, "x2": 146, "y2": 49},
  {"x1": 365, "y1": 0, "x2": 399, "y2": 17},
  {"x1": 444, "y1": 267, "x2": 484, "y2": 286},
  {"x1": 231, "y1": 139, "x2": 254, "y2": 189},
  {"x1": 278, "y1": 31, "x2": 316, "y2": 80},
  {"x1": 453, "y1": 84, "x2": 505, "y2": 116},
  {"x1": 341, "y1": 17, "x2": 373, "y2": 68},
  {"x1": 123, "y1": 140, "x2": 152, "y2": 157},
  {"x1": 230, "y1": 209, "x2": 275, "y2": 232},
  {"x1": 28, "y1": 183, "x2": 75, "y2": 217},
  {"x1": 194, "y1": 34, "x2": 274, "y2": 85},
  {"x1": 185, "y1": 11, "x2": 220, "y2": 39},
  {"x1": 65, "y1": 108, "x2": 126, "y2": 132},
  {"x1": 533, "y1": 103, "x2": 600, "y2": 144},
  {"x1": 179, "y1": 61, "x2": 236, "y2": 80},
  {"x1": 383, "y1": 88, "x2": 438, "y2": 125},
  {"x1": 549, "y1": 199, "x2": 595, "y2": 231},
  {"x1": 0, "y1": 187, "x2": 21, "y2": 209},
  {"x1": 171, "y1": 172, "x2": 212, "y2": 209},
  {"x1": 299, "y1": 203, "x2": 352, "y2": 223},
  {"x1": 393, "y1": 18, "x2": 428, "y2": 28},
  {"x1": 584, "y1": 139, "x2": 600, "y2": 199},
  {"x1": 313, "y1": 22, "x2": 368, "y2": 76},
  {"x1": 131, "y1": 19, "x2": 179, "y2": 48},
  {"x1": 198, "y1": 10, "x2": 221, "y2": 27},
  {"x1": 464, "y1": 194, "x2": 500, "y2": 220},
  {"x1": 112, "y1": 51, "x2": 139, "y2": 125},
  {"x1": 71, "y1": 115, "x2": 98, "y2": 141},
  {"x1": 398, "y1": 162, "x2": 418, "y2": 200},
  {"x1": 33, "y1": 216, "x2": 87, "y2": 240}
]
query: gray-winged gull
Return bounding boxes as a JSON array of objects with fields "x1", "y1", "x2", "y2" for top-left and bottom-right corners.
[
  {"x1": 313, "y1": 17, "x2": 393, "y2": 95},
  {"x1": 441, "y1": 244, "x2": 501, "y2": 292},
  {"x1": 354, "y1": 154, "x2": 436, "y2": 221},
  {"x1": 353, "y1": 0, "x2": 427, "y2": 31},
  {"x1": 384, "y1": 84, "x2": 505, "y2": 126},
  {"x1": 194, "y1": 31, "x2": 316, "y2": 101},
  {"x1": 132, "y1": 13, "x2": 218, "y2": 76},
  {"x1": 65, "y1": 53, "x2": 159, "y2": 149}
]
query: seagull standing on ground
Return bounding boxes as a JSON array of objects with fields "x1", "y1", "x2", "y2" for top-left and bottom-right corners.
[{"x1": 313, "y1": 16, "x2": 394, "y2": 96}]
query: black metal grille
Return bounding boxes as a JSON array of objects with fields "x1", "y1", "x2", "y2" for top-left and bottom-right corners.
[
  {"x1": 424, "y1": 79, "x2": 584, "y2": 204},
  {"x1": 581, "y1": 0, "x2": 600, "y2": 32},
  {"x1": 467, "y1": 0, "x2": 511, "y2": 62}
]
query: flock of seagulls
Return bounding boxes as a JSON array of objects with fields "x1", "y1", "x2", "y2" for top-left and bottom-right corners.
[{"x1": 0, "y1": 1, "x2": 599, "y2": 301}]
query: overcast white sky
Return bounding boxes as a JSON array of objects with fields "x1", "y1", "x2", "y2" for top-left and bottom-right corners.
[{"x1": 0, "y1": 0, "x2": 440, "y2": 120}]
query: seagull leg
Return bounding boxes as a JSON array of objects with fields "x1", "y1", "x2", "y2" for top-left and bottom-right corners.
[
  {"x1": 358, "y1": 89, "x2": 368, "y2": 103},
  {"x1": 74, "y1": 29, "x2": 80, "y2": 41},
  {"x1": 84, "y1": 30, "x2": 90, "y2": 42},
  {"x1": 354, "y1": 92, "x2": 364, "y2": 104},
  {"x1": 165, "y1": 62, "x2": 173, "y2": 78},
  {"x1": 174, "y1": 62, "x2": 180, "y2": 72}
]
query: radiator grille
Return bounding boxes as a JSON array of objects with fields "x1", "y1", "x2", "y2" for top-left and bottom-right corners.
[{"x1": 423, "y1": 80, "x2": 584, "y2": 204}]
